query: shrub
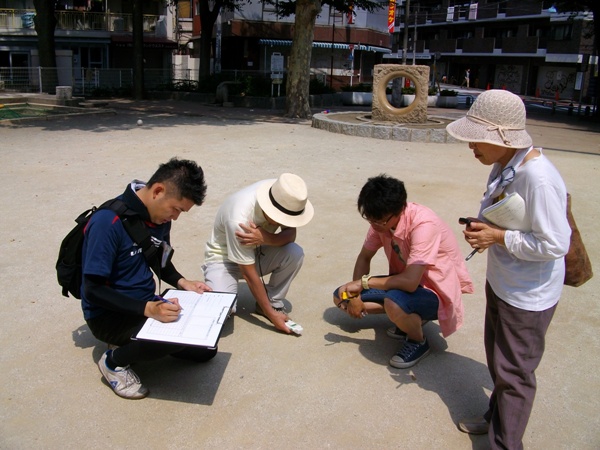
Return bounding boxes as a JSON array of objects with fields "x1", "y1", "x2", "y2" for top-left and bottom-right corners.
[
  {"x1": 310, "y1": 78, "x2": 335, "y2": 95},
  {"x1": 172, "y1": 79, "x2": 199, "y2": 91},
  {"x1": 428, "y1": 85, "x2": 439, "y2": 95},
  {"x1": 88, "y1": 86, "x2": 113, "y2": 98},
  {"x1": 401, "y1": 86, "x2": 416, "y2": 94},
  {"x1": 440, "y1": 89, "x2": 458, "y2": 96},
  {"x1": 236, "y1": 75, "x2": 273, "y2": 97},
  {"x1": 196, "y1": 74, "x2": 236, "y2": 93}
]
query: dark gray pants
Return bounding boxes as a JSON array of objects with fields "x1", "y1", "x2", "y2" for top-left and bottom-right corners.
[{"x1": 484, "y1": 281, "x2": 557, "y2": 450}]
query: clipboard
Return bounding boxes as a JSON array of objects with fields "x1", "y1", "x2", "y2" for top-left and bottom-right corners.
[{"x1": 134, "y1": 289, "x2": 237, "y2": 349}]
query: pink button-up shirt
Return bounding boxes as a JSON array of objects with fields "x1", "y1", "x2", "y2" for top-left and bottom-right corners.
[{"x1": 363, "y1": 202, "x2": 474, "y2": 337}]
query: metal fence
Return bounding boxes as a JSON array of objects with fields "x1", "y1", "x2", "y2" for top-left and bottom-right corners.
[
  {"x1": 0, "y1": 9, "x2": 160, "y2": 33},
  {"x1": 0, "y1": 67, "x2": 278, "y2": 96},
  {"x1": 0, "y1": 67, "x2": 179, "y2": 96}
]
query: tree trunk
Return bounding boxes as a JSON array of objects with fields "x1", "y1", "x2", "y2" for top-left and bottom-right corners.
[
  {"x1": 284, "y1": 0, "x2": 321, "y2": 118},
  {"x1": 132, "y1": 0, "x2": 144, "y2": 100},
  {"x1": 198, "y1": 0, "x2": 223, "y2": 78},
  {"x1": 33, "y1": 0, "x2": 58, "y2": 94}
]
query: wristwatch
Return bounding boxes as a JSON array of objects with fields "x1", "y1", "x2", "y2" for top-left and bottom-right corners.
[{"x1": 361, "y1": 274, "x2": 371, "y2": 290}]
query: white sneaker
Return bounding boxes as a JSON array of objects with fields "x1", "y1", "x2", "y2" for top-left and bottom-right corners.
[{"x1": 98, "y1": 351, "x2": 149, "y2": 399}]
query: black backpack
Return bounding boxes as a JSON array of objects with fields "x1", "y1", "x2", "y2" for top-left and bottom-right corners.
[{"x1": 56, "y1": 198, "x2": 161, "y2": 299}]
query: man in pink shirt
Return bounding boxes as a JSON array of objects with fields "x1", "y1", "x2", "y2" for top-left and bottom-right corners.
[{"x1": 335, "y1": 175, "x2": 473, "y2": 368}]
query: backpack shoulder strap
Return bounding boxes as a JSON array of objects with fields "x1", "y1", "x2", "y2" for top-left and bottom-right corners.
[{"x1": 98, "y1": 198, "x2": 161, "y2": 276}]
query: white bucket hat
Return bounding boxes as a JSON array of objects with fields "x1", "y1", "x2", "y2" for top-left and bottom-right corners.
[
  {"x1": 256, "y1": 173, "x2": 314, "y2": 228},
  {"x1": 446, "y1": 89, "x2": 532, "y2": 149}
]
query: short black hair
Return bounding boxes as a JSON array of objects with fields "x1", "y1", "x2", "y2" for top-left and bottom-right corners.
[
  {"x1": 357, "y1": 174, "x2": 407, "y2": 220},
  {"x1": 147, "y1": 158, "x2": 207, "y2": 205}
]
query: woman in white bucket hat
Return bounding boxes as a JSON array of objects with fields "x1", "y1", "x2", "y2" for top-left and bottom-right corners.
[
  {"x1": 447, "y1": 90, "x2": 571, "y2": 448},
  {"x1": 203, "y1": 173, "x2": 313, "y2": 334}
]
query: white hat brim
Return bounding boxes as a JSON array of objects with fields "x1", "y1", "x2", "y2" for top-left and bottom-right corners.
[
  {"x1": 446, "y1": 113, "x2": 532, "y2": 149},
  {"x1": 256, "y1": 179, "x2": 314, "y2": 228}
]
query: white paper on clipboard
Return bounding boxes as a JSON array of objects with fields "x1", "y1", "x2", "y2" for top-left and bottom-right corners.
[{"x1": 135, "y1": 290, "x2": 236, "y2": 348}]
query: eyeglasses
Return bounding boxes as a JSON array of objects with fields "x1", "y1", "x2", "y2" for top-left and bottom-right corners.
[
  {"x1": 497, "y1": 166, "x2": 515, "y2": 188},
  {"x1": 363, "y1": 213, "x2": 395, "y2": 227}
]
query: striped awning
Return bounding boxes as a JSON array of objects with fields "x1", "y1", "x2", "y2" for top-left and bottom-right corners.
[{"x1": 259, "y1": 39, "x2": 391, "y2": 54}]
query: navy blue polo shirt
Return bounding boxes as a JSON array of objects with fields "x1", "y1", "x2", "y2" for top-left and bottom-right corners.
[{"x1": 80, "y1": 205, "x2": 171, "y2": 320}]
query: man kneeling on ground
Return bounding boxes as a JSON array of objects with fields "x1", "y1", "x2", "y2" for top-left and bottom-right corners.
[
  {"x1": 82, "y1": 158, "x2": 215, "y2": 399},
  {"x1": 203, "y1": 173, "x2": 314, "y2": 333}
]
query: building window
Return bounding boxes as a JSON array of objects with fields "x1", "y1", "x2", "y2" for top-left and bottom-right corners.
[
  {"x1": 552, "y1": 24, "x2": 572, "y2": 40},
  {"x1": 499, "y1": 28, "x2": 517, "y2": 38},
  {"x1": 533, "y1": 26, "x2": 549, "y2": 38}
]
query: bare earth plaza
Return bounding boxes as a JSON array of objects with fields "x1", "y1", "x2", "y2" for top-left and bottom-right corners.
[{"x1": 0, "y1": 98, "x2": 599, "y2": 449}]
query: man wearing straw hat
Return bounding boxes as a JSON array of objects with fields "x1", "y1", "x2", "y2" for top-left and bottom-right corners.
[
  {"x1": 203, "y1": 173, "x2": 314, "y2": 334},
  {"x1": 446, "y1": 90, "x2": 571, "y2": 448}
]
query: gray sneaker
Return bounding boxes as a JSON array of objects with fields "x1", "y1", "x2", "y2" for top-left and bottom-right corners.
[{"x1": 98, "y1": 351, "x2": 149, "y2": 399}]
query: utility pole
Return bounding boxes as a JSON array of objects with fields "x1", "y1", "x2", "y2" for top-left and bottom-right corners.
[
  {"x1": 412, "y1": 4, "x2": 417, "y2": 65},
  {"x1": 132, "y1": 0, "x2": 144, "y2": 100},
  {"x1": 402, "y1": 0, "x2": 410, "y2": 65},
  {"x1": 330, "y1": 10, "x2": 336, "y2": 89}
]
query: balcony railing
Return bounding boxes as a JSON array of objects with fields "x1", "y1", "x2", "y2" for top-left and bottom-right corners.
[{"x1": 0, "y1": 9, "x2": 162, "y2": 33}]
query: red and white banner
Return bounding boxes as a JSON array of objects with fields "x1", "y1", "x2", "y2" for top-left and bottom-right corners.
[{"x1": 388, "y1": 1, "x2": 396, "y2": 33}]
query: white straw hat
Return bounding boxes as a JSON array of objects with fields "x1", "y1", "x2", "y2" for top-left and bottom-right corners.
[
  {"x1": 256, "y1": 173, "x2": 314, "y2": 228},
  {"x1": 446, "y1": 90, "x2": 532, "y2": 149}
]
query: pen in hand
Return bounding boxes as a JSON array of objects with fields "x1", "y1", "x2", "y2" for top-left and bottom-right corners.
[
  {"x1": 155, "y1": 295, "x2": 184, "y2": 311},
  {"x1": 465, "y1": 248, "x2": 478, "y2": 261},
  {"x1": 459, "y1": 217, "x2": 479, "y2": 261}
]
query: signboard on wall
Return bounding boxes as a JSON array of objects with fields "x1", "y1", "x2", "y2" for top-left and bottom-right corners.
[
  {"x1": 494, "y1": 64, "x2": 523, "y2": 93},
  {"x1": 271, "y1": 52, "x2": 284, "y2": 72}
]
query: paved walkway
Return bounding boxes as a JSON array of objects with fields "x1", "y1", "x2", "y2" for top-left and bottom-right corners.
[{"x1": 0, "y1": 97, "x2": 598, "y2": 449}]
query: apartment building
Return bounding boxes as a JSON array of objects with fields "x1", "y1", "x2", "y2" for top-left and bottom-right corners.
[
  {"x1": 390, "y1": 0, "x2": 597, "y2": 101},
  {"x1": 187, "y1": 1, "x2": 393, "y2": 89},
  {"x1": 0, "y1": 0, "x2": 180, "y2": 90}
]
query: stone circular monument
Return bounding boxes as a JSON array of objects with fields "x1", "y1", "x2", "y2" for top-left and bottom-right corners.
[
  {"x1": 372, "y1": 64, "x2": 429, "y2": 123},
  {"x1": 311, "y1": 64, "x2": 461, "y2": 143},
  {"x1": 311, "y1": 111, "x2": 458, "y2": 143}
]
